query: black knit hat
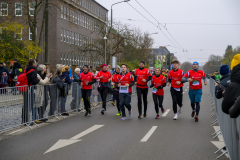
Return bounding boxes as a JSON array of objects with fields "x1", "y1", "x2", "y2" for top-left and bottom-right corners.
[
  {"x1": 83, "y1": 65, "x2": 88, "y2": 68},
  {"x1": 0, "y1": 62, "x2": 3, "y2": 65},
  {"x1": 139, "y1": 61, "x2": 145, "y2": 65},
  {"x1": 13, "y1": 58, "x2": 18, "y2": 61}
]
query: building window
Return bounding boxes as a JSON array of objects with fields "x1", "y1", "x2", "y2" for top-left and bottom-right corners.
[
  {"x1": 29, "y1": 2, "x2": 35, "y2": 16},
  {"x1": 1, "y1": 3, "x2": 8, "y2": 16},
  {"x1": 29, "y1": 27, "x2": 32, "y2": 40},
  {"x1": 64, "y1": 29, "x2": 66, "y2": 42},
  {"x1": 15, "y1": 3, "x2": 22, "y2": 16},
  {"x1": 60, "y1": 52, "x2": 63, "y2": 64},
  {"x1": 72, "y1": 32, "x2": 74, "y2": 44},
  {"x1": 16, "y1": 28, "x2": 22, "y2": 40},
  {"x1": 73, "y1": 11, "x2": 74, "y2": 23},
  {"x1": 64, "y1": 6, "x2": 66, "y2": 19},
  {"x1": 70, "y1": 9, "x2": 72, "y2": 21},
  {"x1": 75, "y1": 33, "x2": 77, "y2": 45},
  {"x1": 61, "y1": 5, "x2": 63, "y2": 18},
  {"x1": 69, "y1": 31, "x2": 72, "y2": 44},
  {"x1": 75, "y1": 12, "x2": 77, "y2": 24},
  {"x1": 67, "y1": 31, "x2": 69, "y2": 43},
  {"x1": 77, "y1": 34, "x2": 79, "y2": 46},
  {"x1": 80, "y1": 35, "x2": 82, "y2": 46},
  {"x1": 61, "y1": 29, "x2": 63, "y2": 41},
  {"x1": 67, "y1": 7, "x2": 69, "y2": 21}
]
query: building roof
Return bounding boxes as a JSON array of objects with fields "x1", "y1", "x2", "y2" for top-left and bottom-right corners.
[{"x1": 94, "y1": 0, "x2": 109, "y2": 11}]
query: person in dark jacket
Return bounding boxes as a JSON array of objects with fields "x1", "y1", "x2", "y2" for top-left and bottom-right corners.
[
  {"x1": 229, "y1": 97, "x2": 240, "y2": 118},
  {"x1": 11, "y1": 58, "x2": 22, "y2": 80},
  {"x1": 222, "y1": 54, "x2": 240, "y2": 114},
  {"x1": 71, "y1": 68, "x2": 81, "y2": 110},
  {"x1": 60, "y1": 66, "x2": 73, "y2": 116},
  {"x1": 215, "y1": 65, "x2": 231, "y2": 99},
  {"x1": 22, "y1": 59, "x2": 40, "y2": 124},
  {"x1": 0, "y1": 62, "x2": 8, "y2": 80}
]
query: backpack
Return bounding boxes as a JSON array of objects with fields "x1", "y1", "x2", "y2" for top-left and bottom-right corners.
[{"x1": 16, "y1": 69, "x2": 35, "y2": 92}]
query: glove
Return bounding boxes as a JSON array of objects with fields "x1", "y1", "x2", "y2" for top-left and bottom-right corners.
[{"x1": 158, "y1": 86, "x2": 163, "y2": 89}]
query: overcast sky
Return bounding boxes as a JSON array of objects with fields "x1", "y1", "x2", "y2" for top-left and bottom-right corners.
[{"x1": 96, "y1": 0, "x2": 240, "y2": 65}]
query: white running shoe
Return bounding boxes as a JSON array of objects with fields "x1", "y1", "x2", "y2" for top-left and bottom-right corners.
[
  {"x1": 178, "y1": 107, "x2": 182, "y2": 114},
  {"x1": 121, "y1": 117, "x2": 127, "y2": 120},
  {"x1": 173, "y1": 114, "x2": 178, "y2": 120},
  {"x1": 129, "y1": 109, "x2": 133, "y2": 118}
]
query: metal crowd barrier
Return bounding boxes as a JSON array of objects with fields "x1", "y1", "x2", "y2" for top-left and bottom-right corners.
[
  {"x1": 0, "y1": 80, "x2": 150, "y2": 133},
  {"x1": 209, "y1": 79, "x2": 240, "y2": 160}
]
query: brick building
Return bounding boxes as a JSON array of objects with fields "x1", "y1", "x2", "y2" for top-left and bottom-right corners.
[{"x1": 0, "y1": 0, "x2": 108, "y2": 70}]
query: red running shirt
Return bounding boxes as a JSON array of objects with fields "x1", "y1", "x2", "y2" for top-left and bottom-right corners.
[
  {"x1": 79, "y1": 72, "x2": 95, "y2": 90},
  {"x1": 168, "y1": 69, "x2": 184, "y2": 88},
  {"x1": 112, "y1": 73, "x2": 120, "y2": 89},
  {"x1": 117, "y1": 73, "x2": 134, "y2": 93},
  {"x1": 151, "y1": 75, "x2": 166, "y2": 96},
  {"x1": 184, "y1": 70, "x2": 206, "y2": 90},
  {"x1": 135, "y1": 68, "x2": 151, "y2": 88},
  {"x1": 96, "y1": 71, "x2": 111, "y2": 83}
]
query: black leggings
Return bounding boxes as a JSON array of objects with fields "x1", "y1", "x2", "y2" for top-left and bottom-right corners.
[
  {"x1": 113, "y1": 90, "x2": 120, "y2": 112},
  {"x1": 170, "y1": 87, "x2": 183, "y2": 114},
  {"x1": 137, "y1": 87, "x2": 148, "y2": 115},
  {"x1": 152, "y1": 94, "x2": 164, "y2": 114},
  {"x1": 82, "y1": 89, "x2": 92, "y2": 113},
  {"x1": 99, "y1": 87, "x2": 108, "y2": 110},
  {"x1": 191, "y1": 102, "x2": 200, "y2": 115}
]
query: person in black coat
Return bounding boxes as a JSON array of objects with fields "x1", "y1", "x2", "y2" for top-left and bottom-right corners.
[
  {"x1": 11, "y1": 58, "x2": 22, "y2": 79},
  {"x1": 215, "y1": 65, "x2": 231, "y2": 99},
  {"x1": 222, "y1": 54, "x2": 240, "y2": 114},
  {"x1": 22, "y1": 59, "x2": 40, "y2": 124}
]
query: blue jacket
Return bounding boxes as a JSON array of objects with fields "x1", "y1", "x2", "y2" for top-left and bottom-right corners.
[
  {"x1": 69, "y1": 68, "x2": 72, "y2": 78},
  {"x1": 61, "y1": 71, "x2": 73, "y2": 84},
  {"x1": 0, "y1": 76, "x2": 8, "y2": 85}
]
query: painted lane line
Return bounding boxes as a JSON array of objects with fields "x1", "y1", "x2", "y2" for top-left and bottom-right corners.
[
  {"x1": 45, "y1": 125, "x2": 104, "y2": 154},
  {"x1": 162, "y1": 109, "x2": 170, "y2": 117},
  {"x1": 141, "y1": 126, "x2": 158, "y2": 142},
  {"x1": 7, "y1": 129, "x2": 23, "y2": 135},
  {"x1": 185, "y1": 89, "x2": 187, "y2": 91},
  {"x1": 187, "y1": 87, "x2": 189, "y2": 88},
  {"x1": 70, "y1": 125, "x2": 104, "y2": 140},
  {"x1": 183, "y1": 92, "x2": 185, "y2": 94}
]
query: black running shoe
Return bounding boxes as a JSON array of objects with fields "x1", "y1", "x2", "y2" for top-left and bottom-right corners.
[
  {"x1": 101, "y1": 111, "x2": 104, "y2": 115},
  {"x1": 191, "y1": 111, "x2": 196, "y2": 118},
  {"x1": 143, "y1": 114, "x2": 147, "y2": 118},
  {"x1": 138, "y1": 115, "x2": 143, "y2": 119},
  {"x1": 89, "y1": 109, "x2": 92, "y2": 115},
  {"x1": 85, "y1": 112, "x2": 89, "y2": 116}
]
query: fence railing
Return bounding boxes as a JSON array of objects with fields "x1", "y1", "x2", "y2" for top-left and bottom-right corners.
[
  {"x1": 209, "y1": 79, "x2": 240, "y2": 160},
  {"x1": 0, "y1": 81, "x2": 144, "y2": 133}
]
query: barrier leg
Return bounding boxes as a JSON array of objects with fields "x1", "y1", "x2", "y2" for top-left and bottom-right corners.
[
  {"x1": 212, "y1": 129, "x2": 221, "y2": 136},
  {"x1": 215, "y1": 146, "x2": 225, "y2": 154},
  {"x1": 211, "y1": 112, "x2": 217, "y2": 117},
  {"x1": 212, "y1": 121, "x2": 219, "y2": 126},
  {"x1": 216, "y1": 151, "x2": 228, "y2": 159},
  {"x1": 212, "y1": 119, "x2": 218, "y2": 124},
  {"x1": 213, "y1": 132, "x2": 221, "y2": 139}
]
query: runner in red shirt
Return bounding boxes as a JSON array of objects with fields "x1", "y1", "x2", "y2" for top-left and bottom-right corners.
[
  {"x1": 79, "y1": 65, "x2": 96, "y2": 116},
  {"x1": 117, "y1": 64, "x2": 135, "y2": 120},
  {"x1": 150, "y1": 68, "x2": 166, "y2": 119},
  {"x1": 181, "y1": 61, "x2": 207, "y2": 122},
  {"x1": 134, "y1": 61, "x2": 152, "y2": 118},
  {"x1": 167, "y1": 59, "x2": 184, "y2": 120},
  {"x1": 96, "y1": 64, "x2": 111, "y2": 115},
  {"x1": 111, "y1": 65, "x2": 121, "y2": 116}
]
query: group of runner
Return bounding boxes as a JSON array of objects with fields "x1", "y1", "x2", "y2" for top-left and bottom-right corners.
[{"x1": 78, "y1": 60, "x2": 207, "y2": 122}]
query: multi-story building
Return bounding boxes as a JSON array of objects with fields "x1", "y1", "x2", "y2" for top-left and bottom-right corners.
[
  {"x1": 0, "y1": 0, "x2": 108, "y2": 70},
  {"x1": 151, "y1": 46, "x2": 171, "y2": 68}
]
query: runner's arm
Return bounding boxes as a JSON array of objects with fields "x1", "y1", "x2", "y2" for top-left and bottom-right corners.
[
  {"x1": 129, "y1": 75, "x2": 135, "y2": 87},
  {"x1": 181, "y1": 72, "x2": 189, "y2": 83},
  {"x1": 146, "y1": 76, "x2": 152, "y2": 82},
  {"x1": 88, "y1": 79, "x2": 96, "y2": 85},
  {"x1": 158, "y1": 83, "x2": 166, "y2": 89}
]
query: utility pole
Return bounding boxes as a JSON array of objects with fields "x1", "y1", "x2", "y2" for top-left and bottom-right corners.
[{"x1": 45, "y1": 0, "x2": 49, "y2": 64}]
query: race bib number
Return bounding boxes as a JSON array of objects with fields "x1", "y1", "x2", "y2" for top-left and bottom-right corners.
[
  {"x1": 174, "y1": 88, "x2": 180, "y2": 91},
  {"x1": 120, "y1": 86, "x2": 129, "y2": 93},
  {"x1": 152, "y1": 87, "x2": 157, "y2": 93},
  {"x1": 192, "y1": 80, "x2": 199, "y2": 86}
]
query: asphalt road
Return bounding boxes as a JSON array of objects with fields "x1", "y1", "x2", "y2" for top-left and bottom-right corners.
[{"x1": 0, "y1": 81, "x2": 228, "y2": 160}]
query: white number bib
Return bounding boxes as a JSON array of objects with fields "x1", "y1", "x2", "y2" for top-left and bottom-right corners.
[
  {"x1": 120, "y1": 86, "x2": 129, "y2": 93},
  {"x1": 152, "y1": 87, "x2": 157, "y2": 93},
  {"x1": 192, "y1": 80, "x2": 199, "y2": 86},
  {"x1": 174, "y1": 88, "x2": 180, "y2": 91}
]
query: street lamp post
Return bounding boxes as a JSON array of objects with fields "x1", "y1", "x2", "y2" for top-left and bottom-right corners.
[
  {"x1": 104, "y1": 36, "x2": 107, "y2": 64},
  {"x1": 110, "y1": 0, "x2": 130, "y2": 65}
]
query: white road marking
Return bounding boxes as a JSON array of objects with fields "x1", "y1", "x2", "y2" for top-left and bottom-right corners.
[
  {"x1": 70, "y1": 125, "x2": 104, "y2": 139},
  {"x1": 187, "y1": 87, "x2": 189, "y2": 88},
  {"x1": 44, "y1": 125, "x2": 104, "y2": 154},
  {"x1": 7, "y1": 129, "x2": 23, "y2": 135},
  {"x1": 183, "y1": 92, "x2": 185, "y2": 94},
  {"x1": 141, "y1": 126, "x2": 158, "y2": 142},
  {"x1": 162, "y1": 109, "x2": 170, "y2": 117},
  {"x1": 185, "y1": 89, "x2": 187, "y2": 91}
]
